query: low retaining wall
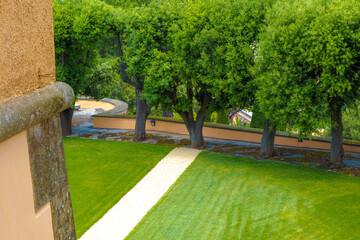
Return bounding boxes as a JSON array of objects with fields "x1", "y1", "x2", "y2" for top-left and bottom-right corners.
[
  {"x1": 76, "y1": 100, "x2": 115, "y2": 111},
  {"x1": 93, "y1": 115, "x2": 360, "y2": 153},
  {"x1": 76, "y1": 98, "x2": 128, "y2": 114}
]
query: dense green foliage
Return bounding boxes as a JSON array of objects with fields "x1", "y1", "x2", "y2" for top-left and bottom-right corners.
[
  {"x1": 250, "y1": 103, "x2": 265, "y2": 129},
  {"x1": 255, "y1": 0, "x2": 360, "y2": 137},
  {"x1": 102, "y1": 0, "x2": 150, "y2": 7},
  {"x1": 53, "y1": 0, "x2": 360, "y2": 150},
  {"x1": 343, "y1": 103, "x2": 360, "y2": 140},
  {"x1": 319, "y1": 103, "x2": 360, "y2": 141},
  {"x1": 140, "y1": 0, "x2": 268, "y2": 114},
  {"x1": 254, "y1": 0, "x2": 360, "y2": 164},
  {"x1": 53, "y1": 0, "x2": 150, "y2": 112},
  {"x1": 120, "y1": 0, "x2": 274, "y2": 146},
  {"x1": 210, "y1": 110, "x2": 230, "y2": 125},
  {"x1": 63, "y1": 138, "x2": 173, "y2": 237},
  {"x1": 53, "y1": 0, "x2": 113, "y2": 99},
  {"x1": 127, "y1": 151, "x2": 360, "y2": 239},
  {"x1": 321, "y1": 102, "x2": 360, "y2": 141}
]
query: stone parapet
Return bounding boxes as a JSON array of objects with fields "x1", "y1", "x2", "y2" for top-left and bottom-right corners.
[
  {"x1": 77, "y1": 97, "x2": 128, "y2": 115},
  {"x1": 0, "y1": 81, "x2": 76, "y2": 239},
  {"x1": 96, "y1": 98, "x2": 128, "y2": 115},
  {"x1": 0, "y1": 82, "x2": 74, "y2": 143}
]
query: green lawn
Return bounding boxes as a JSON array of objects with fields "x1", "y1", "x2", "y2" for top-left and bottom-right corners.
[
  {"x1": 127, "y1": 151, "x2": 360, "y2": 240},
  {"x1": 63, "y1": 138, "x2": 174, "y2": 238}
]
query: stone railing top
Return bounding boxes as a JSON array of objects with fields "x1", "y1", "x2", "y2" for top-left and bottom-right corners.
[
  {"x1": 91, "y1": 98, "x2": 128, "y2": 116},
  {"x1": 0, "y1": 82, "x2": 74, "y2": 143}
]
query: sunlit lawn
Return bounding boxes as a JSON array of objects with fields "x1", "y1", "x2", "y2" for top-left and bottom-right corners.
[
  {"x1": 127, "y1": 151, "x2": 360, "y2": 240},
  {"x1": 63, "y1": 138, "x2": 174, "y2": 238}
]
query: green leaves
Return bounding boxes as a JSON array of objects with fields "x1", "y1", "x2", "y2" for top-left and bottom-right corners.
[
  {"x1": 120, "y1": 0, "x2": 272, "y2": 118},
  {"x1": 53, "y1": 0, "x2": 113, "y2": 97},
  {"x1": 73, "y1": 0, "x2": 111, "y2": 44},
  {"x1": 255, "y1": 0, "x2": 360, "y2": 137}
]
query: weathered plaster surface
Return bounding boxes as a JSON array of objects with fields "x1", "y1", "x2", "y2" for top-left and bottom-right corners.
[
  {"x1": 0, "y1": 0, "x2": 56, "y2": 103},
  {"x1": 28, "y1": 115, "x2": 76, "y2": 240},
  {"x1": 0, "y1": 82, "x2": 74, "y2": 143},
  {"x1": 0, "y1": 131, "x2": 54, "y2": 240}
]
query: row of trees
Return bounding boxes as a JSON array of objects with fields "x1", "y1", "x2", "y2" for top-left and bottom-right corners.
[
  {"x1": 54, "y1": 0, "x2": 360, "y2": 168},
  {"x1": 125, "y1": 0, "x2": 273, "y2": 146},
  {"x1": 256, "y1": 0, "x2": 360, "y2": 168},
  {"x1": 53, "y1": 0, "x2": 268, "y2": 142}
]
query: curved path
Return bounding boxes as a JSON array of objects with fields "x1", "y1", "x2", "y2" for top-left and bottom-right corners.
[{"x1": 80, "y1": 147, "x2": 201, "y2": 240}]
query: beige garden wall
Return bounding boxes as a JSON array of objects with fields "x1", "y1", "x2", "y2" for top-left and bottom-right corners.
[{"x1": 93, "y1": 116, "x2": 360, "y2": 153}]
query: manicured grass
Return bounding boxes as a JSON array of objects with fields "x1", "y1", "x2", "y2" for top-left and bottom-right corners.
[
  {"x1": 127, "y1": 151, "x2": 360, "y2": 240},
  {"x1": 63, "y1": 138, "x2": 174, "y2": 238}
]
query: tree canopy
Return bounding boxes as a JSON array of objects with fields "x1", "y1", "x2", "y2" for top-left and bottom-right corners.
[
  {"x1": 255, "y1": 0, "x2": 360, "y2": 166},
  {"x1": 53, "y1": 0, "x2": 360, "y2": 161},
  {"x1": 53, "y1": 0, "x2": 112, "y2": 98},
  {"x1": 121, "y1": 0, "x2": 273, "y2": 147}
]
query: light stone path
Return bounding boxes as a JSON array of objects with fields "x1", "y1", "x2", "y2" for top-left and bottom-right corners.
[{"x1": 79, "y1": 147, "x2": 201, "y2": 240}]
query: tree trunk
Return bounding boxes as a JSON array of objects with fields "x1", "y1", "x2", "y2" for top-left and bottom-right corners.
[
  {"x1": 329, "y1": 102, "x2": 345, "y2": 168},
  {"x1": 61, "y1": 52, "x2": 65, "y2": 67},
  {"x1": 185, "y1": 121, "x2": 205, "y2": 148},
  {"x1": 133, "y1": 88, "x2": 151, "y2": 142},
  {"x1": 60, "y1": 108, "x2": 74, "y2": 136},
  {"x1": 260, "y1": 119, "x2": 276, "y2": 158},
  {"x1": 115, "y1": 32, "x2": 150, "y2": 142},
  {"x1": 177, "y1": 88, "x2": 210, "y2": 148},
  {"x1": 181, "y1": 106, "x2": 208, "y2": 148}
]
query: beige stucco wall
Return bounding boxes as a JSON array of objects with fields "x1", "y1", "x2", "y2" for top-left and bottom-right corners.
[
  {"x1": 0, "y1": 0, "x2": 56, "y2": 104},
  {"x1": 76, "y1": 100, "x2": 115, "y2": 111},
  {"x1": 93, "y1": 117, "x2": 360, "y2": 153},
  {"x1": 0, "y1": 131, "x2": 54, "y2": 240},
  {"x1": 94, "y1": 117, "x2": 136, "y2": 130}
]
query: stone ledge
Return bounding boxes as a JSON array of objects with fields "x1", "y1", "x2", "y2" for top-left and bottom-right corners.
[
  {"x1": 0, "y1": 82, "x2": 74, "y2": 143},
  {"x1": 77, "y1": 97, "x2": 128, "y2": 115},
  {"x1": 95, "y1": 98, "x2": 128, "y2": 115}
]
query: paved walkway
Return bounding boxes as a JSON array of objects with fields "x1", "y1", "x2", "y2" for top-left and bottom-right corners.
[{"x1": 80, "y1": 147, "x2": 201, "y2": 240}]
